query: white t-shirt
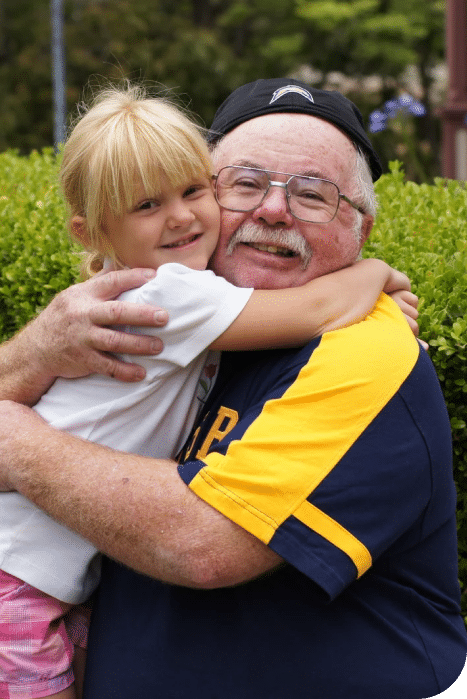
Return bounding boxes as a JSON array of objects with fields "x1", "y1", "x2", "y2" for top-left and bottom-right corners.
[{"x1": 0, "y1": 264, "x2": 253, "y2": 603}]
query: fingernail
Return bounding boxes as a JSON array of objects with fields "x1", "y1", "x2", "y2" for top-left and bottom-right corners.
[
  {"x1": 154, "y1": 311, "x2": 167, "y2": 324},
  {"x1": 150, "y1": 340, "x2": 162, "y2": 354},
  {"x1": 143, "y1": 269, "x2": 157, "y2": 279}
]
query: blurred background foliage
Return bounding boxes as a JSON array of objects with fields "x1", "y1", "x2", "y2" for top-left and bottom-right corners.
[{"x1": 0, "y1": 0, "x2": 446, "y2": 181}]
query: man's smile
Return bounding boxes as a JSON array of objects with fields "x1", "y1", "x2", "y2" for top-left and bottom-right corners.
[
  {"x1": 226, "y1": 222, "x2": 313, "y2": 270},
  {"x1": 241, "y1": 242, "x2": 298, "y2": 258}
]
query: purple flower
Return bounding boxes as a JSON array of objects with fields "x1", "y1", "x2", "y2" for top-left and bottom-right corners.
[
  {"x1": 369, "y1": 94, "x2": 426, "y2": 132},
  {"x1": 398, "y1": 94, "x2": 426, "y2": 116},
  {"x1": 383, "y1": 99, "x2": 400, "y2": 118},
  {"x1": 369, "y1": 109, "x2": 388, "y2": 133}
]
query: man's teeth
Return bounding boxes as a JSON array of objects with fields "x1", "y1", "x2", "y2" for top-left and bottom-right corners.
[{"x1": 246, "y1": 242, "x2": 296, "y2": 257}]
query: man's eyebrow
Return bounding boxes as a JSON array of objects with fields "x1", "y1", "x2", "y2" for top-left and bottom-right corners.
[
  {"x1": 301, "y1": 169, "x2": 329, "y2": 180},
  {"x1": 228, "y1": 160, "x2": 329, "y2": 180},
  {"x1": 230, "y1": 159, "x2": 263, "y2": 169}
]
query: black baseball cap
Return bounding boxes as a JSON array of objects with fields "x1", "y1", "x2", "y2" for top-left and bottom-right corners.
[{"x1": 209, "y1": 78, "x2": 382, "y2": 181}]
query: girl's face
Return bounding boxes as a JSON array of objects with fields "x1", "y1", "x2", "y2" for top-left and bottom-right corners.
[{"x1": 102, "y1": 177, "x2": 220, "y2": 271}]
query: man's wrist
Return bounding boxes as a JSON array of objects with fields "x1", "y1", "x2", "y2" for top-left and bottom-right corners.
[{"x1": 0, "y1": 326, "x2": 56, "y2": 405}]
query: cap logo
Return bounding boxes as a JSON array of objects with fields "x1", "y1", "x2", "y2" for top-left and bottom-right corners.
[{"x1": 269, "y1": 85, "x2": 314, "y2": 105}]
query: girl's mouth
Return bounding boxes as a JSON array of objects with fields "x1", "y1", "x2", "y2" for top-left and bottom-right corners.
[{"x1": 162, "y1": 233, "x2": 202, "y2": 249}]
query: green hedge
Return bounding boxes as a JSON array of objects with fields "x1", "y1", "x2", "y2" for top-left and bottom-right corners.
[
  {"x1": 1, "y1": 150, "x2": 466, "y2": 621},
  {"x1": 368, "y1": 162, "x2": 467, "y2": 622},
  {"x1": 0, "y1": 149, "x2": 81, "y2": 340}
]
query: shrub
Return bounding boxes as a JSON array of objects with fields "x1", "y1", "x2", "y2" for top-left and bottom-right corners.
[
  {"x1": 0, "y1": 151, "x2": 466, "y2": 621},
  {"x1": 0, "y1": 148, "x2": 80, "y2": 340},
  {"x1": 367, "y1": 161, "x2": 467, "y2": 622}
]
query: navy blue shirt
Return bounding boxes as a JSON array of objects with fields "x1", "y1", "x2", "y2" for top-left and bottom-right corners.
[{"x1": 84, "y1": 297, "x2": 467, "y2": 698}]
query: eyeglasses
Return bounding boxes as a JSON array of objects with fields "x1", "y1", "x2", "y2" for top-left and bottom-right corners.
[{"x1": 212, "y1": 166, "x2": 365, "y2": 224}]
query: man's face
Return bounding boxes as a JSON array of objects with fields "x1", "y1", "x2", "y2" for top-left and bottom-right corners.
[{"x1": 209, "y1": 113, "x2": 373, "y2": 290}]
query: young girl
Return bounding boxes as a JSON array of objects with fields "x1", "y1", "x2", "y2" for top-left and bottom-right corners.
[{"x1": 0, "y1": 85, "x2": 412, "y2": 699}]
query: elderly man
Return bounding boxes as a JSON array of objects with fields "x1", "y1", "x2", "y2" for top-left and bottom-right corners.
[{"x1": 0, "y1": 79, "x2": 465, "y2": 698}]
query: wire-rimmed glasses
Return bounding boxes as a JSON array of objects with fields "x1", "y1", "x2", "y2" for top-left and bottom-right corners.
[{"x1": 212, "y1": 166, "x2": 365, "y2": 223}]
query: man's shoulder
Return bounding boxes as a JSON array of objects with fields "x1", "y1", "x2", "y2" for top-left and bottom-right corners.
[
  {"x1": 213, "y1": 294, "x2": 427, "y2": 420},
  {"x1": 217, "y1": 294, "x2": 421, "y2": 403},
  {"x1": 316, "y1": 292, "x2": 421, "y2": 381},
  {"x1": 328, "y1": 292, "x2": 417, "y2": 346}
]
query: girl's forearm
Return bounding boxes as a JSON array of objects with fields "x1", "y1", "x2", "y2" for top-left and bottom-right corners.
[{"x1": 211, "y1": 259, "x2": 404, "y2": 351}]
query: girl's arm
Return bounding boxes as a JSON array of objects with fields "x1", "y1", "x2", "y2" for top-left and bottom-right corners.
[{"x1": 211, "y1": 258, "x2": 416, "y2": 351}]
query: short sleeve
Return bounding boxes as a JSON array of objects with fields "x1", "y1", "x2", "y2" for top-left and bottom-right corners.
[{"x1": 118, "y1": 264, "x2": 253, "y2": 368}]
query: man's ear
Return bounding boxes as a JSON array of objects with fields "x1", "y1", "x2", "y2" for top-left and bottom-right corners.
[
  {"x1": 360, "y1": 214, "x2": 374, "y2": 247},
  {"x1": 70, "y1": 216, "x2": 90, "y2": 247}
]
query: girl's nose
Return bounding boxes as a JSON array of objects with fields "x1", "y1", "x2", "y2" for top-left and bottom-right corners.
[{"x1": 166, "y1": 200, "x2": 196, "y2": 229}]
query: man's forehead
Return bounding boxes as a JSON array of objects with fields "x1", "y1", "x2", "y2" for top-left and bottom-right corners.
[
  {"x1": 214, "y1": 112, "x2": 353, "y2": 150},
  {"x1": 212, "y1": 112, "x2": 356, "y2": 181}
]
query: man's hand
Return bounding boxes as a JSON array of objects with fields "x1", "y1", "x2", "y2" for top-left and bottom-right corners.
[
  {"x1": 0, "y1": 268, "x2": 169, "y2": 405},
  {"x1": 31, "y1": 268, "x2": 169, "y2": 380}
]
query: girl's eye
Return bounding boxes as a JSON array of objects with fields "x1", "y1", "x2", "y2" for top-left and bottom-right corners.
[
  {"x1": 183, "y1": 184, "x2": 205, "y2": 197},
  {"x1": 138, "y1": 200, "x2": 159, "y2": 211}
]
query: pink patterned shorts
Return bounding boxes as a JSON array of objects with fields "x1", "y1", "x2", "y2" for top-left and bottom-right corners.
[{"x1": 0, "y1": 569, "x2": 86, "y2": 698}]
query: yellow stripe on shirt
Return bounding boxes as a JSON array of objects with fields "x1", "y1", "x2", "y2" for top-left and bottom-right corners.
[{"x1": 294, "y1": 501, "x2": 372, "y2": 577}]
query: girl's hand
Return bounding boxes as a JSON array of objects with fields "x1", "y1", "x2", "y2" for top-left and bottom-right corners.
[{"x1": 389, "y1": 288, "x2": 429, "y2": 350}]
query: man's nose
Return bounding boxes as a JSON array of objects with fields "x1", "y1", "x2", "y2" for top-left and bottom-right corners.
[{"x1": 251, "y1": 182, "x2": 294, "y2": 227}]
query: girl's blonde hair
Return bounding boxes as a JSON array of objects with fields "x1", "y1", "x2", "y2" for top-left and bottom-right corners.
[{"x1": 60, "y1": 83, "x2": 213, "y2": 275}]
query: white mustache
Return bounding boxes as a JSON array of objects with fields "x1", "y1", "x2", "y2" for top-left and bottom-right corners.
[{"x1": 226, "y1": 222, "x2": 313, "y2": 270}]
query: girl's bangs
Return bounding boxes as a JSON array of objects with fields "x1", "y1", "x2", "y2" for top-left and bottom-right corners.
[{"x1": 109, "y1": 127, "x2": 211, "y2": 215}]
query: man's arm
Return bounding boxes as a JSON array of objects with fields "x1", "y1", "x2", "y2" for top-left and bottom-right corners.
[
  {"x1": 0, "y1": 269, "x2": 169, "y2": 405},
  {"x1": 0, "y1": 401, "x2": 282, "y2": 588}
]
